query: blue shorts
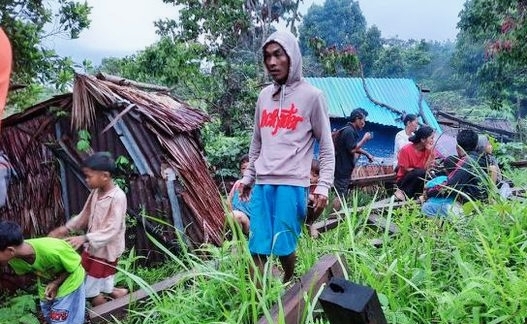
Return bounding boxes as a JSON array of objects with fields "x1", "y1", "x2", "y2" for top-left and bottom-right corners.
[
  {"x1": 249, "y1": 184, "x2": 308, "y2": 256},
  {"x1": 40, "y1": 281, "x2": 86, "y2": 324},
  {"x1": 231, "y1": 190, "x2": 252, "y2": 218}
]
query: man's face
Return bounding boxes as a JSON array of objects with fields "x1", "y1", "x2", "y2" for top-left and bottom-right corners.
[
  {"x1": 408, "y1": 119, "x2": 419, "y2": 132},
  {"x1": 354, "y1": 117, "x2": 366, "y2": 130},
  {"x1": 264, "y1": 42, "x2": 290, "y2": 84}
]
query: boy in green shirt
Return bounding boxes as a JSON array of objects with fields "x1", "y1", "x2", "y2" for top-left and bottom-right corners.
[{"x1": 0, "y1": 221, "x2": 86, "y2": 324}]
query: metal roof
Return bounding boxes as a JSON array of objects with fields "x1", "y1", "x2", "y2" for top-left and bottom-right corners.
[{"x1": 305, "y1": 77, "x2": 441, "y2": 131}]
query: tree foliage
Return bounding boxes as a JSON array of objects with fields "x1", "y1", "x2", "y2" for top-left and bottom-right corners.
[
  {"x1": 298, "y1": 0, "x2": 447, "y2": 87},
  {"x1": 455, "y1": 0, "x2": 527, "y2": 111},
  {"x1": 98, "y1": 0, "x2": 303, "y2": 174},
  {"x1": 0, "y1": 0, "x2": 91, "y2": 111},
  {"x1": 299, "y1": 0, "x2": 366, "y2": 52},
  {"x1": 151, "y1": 0, "x2": 303, "y2": 136}
]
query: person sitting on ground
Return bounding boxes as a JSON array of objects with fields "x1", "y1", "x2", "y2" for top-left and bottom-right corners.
[
  {"x1": 476, "y1": 135, "x2": 503, "y2": 184},
  {"x1": 227, "y1": 154, "x2": 252, "y2": 235},
  {"x1": 420, "y1": 155, "x2": 460, "y2": 217},
  {"x1": 49, "y1": 152, "x2": 129, "y2": 306},
  {"x1": 306, "y1": 159, "x2": 322, "y2": 238},
  {"x1": 332, "y1": 107, "x2": 374, "y2": 211},
  {"x1": 426, "y1": 129, "x2": 487, "y2": 204},
  {"x1": 393, "y1": 114, "x2": 419, "y2": 170},
  {"x1": 394, "y1": 125, "x2": 437, "y2": 201},
  {"x1": 1, "y1": 220, "x2": 86, "y2": 324},
  {"x1": 476, "y1": 135, "x2": 514, "y2": 198}
]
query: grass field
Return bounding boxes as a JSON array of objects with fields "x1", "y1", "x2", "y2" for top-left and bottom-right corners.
[{"x1": 2, "y1": 170, "x2": 527, "y2": 324}]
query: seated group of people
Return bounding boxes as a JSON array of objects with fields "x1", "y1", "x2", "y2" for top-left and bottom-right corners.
[{"x1": 394, "y1": 125, "x2": 501, "y2": 218}]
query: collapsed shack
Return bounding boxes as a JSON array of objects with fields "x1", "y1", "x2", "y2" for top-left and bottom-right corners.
[{"x1": 0, "y1": 73, "x2": 225, "y2": 293}]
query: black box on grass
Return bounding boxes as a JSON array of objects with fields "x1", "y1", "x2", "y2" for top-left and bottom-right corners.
[{"x1": 319, "y1": 277, "x2": 387, "y2": 324}]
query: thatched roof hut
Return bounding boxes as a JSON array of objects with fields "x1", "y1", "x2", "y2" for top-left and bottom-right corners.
[{"x1": 0, "y1": 73, "x2": 225, "y2": 269}]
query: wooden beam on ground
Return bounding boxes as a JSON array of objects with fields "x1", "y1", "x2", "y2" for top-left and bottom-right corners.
[
  {"x1": 510, "y1": 160, "x2": 527, "y2": 168},
  {"x1": 350, "y1": 173, "x2": 396, "y2": 187},
  {"x1": 88, "y1": 271, "x2": 190, "y2": 323},
  {"x1": 510, "y1": 187, "x2": 527, "y2": 199},
  {"x1": 257, "y1": 254, "x2": 347, "y2": 324},
  {"x1": 313, "y1": 198, "x2": 404, "y2": 235}
]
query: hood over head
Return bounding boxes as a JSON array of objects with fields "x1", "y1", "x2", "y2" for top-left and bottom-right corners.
[{"x1": 262, "y1": 30, "x2": 302, "y2": 86}]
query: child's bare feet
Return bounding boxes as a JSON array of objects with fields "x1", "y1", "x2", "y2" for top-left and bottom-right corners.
[
  {"x1": 110, "y1": 287, "x2": 128, "y2": 299},
  {"x1": 308, "y1": 225, "x2": 320, "y2": 239},
  {"x1": 90, "y1": 294, "x2": 108, "y2": 307},
  {"x1": 394, "y1": 189, "x2": 406, "y2": 201}
]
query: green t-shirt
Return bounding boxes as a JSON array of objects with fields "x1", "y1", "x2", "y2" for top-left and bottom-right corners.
[{"x1": 9, "y1": 237, "x2": 85, "y2": 300}]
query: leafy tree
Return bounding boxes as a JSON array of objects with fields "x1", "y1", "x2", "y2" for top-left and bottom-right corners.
[
  {"x1": 373, "y1": 45, "x2": 405, "y2": 77},
  {"x1": 420, "y1": 41, "x2": 457, "y2": 92},
  {"x1": 99, "y1": 0, "x2": 302, "y2": 173},
  {"x1": 359, "y1": 25, "x2": 382, "y2": 76},
  {"x1": 151, "y1": 0, "x2": 302, "y2": 136},
  {"x1": 299, "y1": 0, "x2": 366, "y2": 54},
  {"x1": 307, "y1": 37, "x2": 360, "y2": 76},
  {"x1": 454, "y1": 0, "x2": 527, "y2": 112},
  {"x1": 0, "y1": 0, "x2": 91, "y2": 111},
  {"x1": 298, "y1": 1, "x2": 436, "y2": 80}
]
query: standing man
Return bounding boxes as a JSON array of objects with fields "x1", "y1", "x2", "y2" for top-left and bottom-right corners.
[
  {"x1": 331, "y1": 108, "x2": 373, "y2": 211},
  {"x1": 238, "y1": 30, "x2": 334, "y2": 283}
]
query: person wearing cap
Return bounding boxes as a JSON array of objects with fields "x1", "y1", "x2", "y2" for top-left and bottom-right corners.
[
  {"x1": 0, "y1": 28, "x2": 12, "y2": 126},
  {"x1": 332, "y1": 107, "x2": 373, "y2": 211},
  {"x1": 49, "y1": 152, "x2": 129, "y2": 306},
  {"x1": 394, "y1": 125, "x2": 437, "y2": 200},
  {"x1": 393, "y1": 114, "x2": 419, "y2": 169}
]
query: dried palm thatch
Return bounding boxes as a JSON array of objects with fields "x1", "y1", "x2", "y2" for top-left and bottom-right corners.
[
  {"x1": 72, "y1": 74, "x2": 224, "y2": 246},
  {"x1": 1, "y1": 73, "x2": 224, "y2": 248}
]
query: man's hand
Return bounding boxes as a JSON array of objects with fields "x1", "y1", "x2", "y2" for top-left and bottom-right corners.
[
  {"x1": 237, "y1": 182, "x2": 252, "y2": 202},
  {"x1": 366, "y1": 153, "x2": 375, "y2": 163},
  {"x1": 363, "y1": 132, "x2": 373, "y2": 141},
  {"x1": 44, "y1": 282, "x2": 59, "y2": 301},
  {"x1": 48, "y1": 226, "x2": 69, "y2": 238},
  {"x1": 312, "y1": 194, "x2": 328, "y2": 215},
  {"x1": 65, "y1": 235, "x2": 87, "y2": 250}
]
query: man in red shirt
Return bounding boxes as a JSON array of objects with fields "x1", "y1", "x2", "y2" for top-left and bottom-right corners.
[{"x1": 0, "y1": 28, "x2": 12, "y2": 127}]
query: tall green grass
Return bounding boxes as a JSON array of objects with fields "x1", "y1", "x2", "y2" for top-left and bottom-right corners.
[
  {"x1": 126, "y1": 168, "x2": 527, "y2": 323},
  {"x1": 118, "y1": 176, "x2": 527, "y2": 323}
]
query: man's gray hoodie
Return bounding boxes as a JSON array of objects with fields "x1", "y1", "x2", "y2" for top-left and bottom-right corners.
[{"x1": 241, "y1": 30, "x2": 335, "y2": 197}]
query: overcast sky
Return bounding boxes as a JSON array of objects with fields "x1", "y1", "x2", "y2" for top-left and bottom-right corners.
[{"x1": 51, "y1": 0, "x2": 466, "y2": 64}]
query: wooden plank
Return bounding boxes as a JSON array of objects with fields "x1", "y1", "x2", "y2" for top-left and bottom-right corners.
[
  {"x1": 88, "y1": 271, "x2": 190, "y2": 323},
  {"x1": 510, "y1": 160, "x2": 527, "y2": 168},
  {"x1": 313, "y1": 198, "x2": 404, "y2": 234},
  {"x1": 258, "y1": 254, "x2": 347, "y2": 324},
  {"x1": 314, "y1": 212, "x2": 400, "y2": 235},
  {"x1": 350, "y1": 173, "x2": 396, "y2": 187},
  {"x1": 511, "y1": 187, "x2": 527, "y2": 196}
]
